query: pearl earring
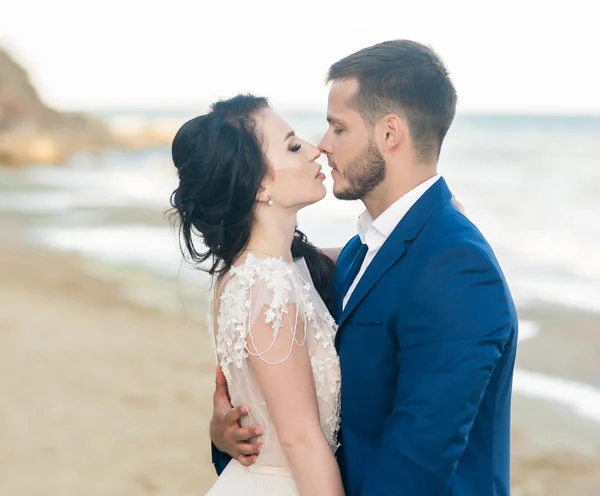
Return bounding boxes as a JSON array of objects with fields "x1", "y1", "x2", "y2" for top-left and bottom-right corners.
[{"x1": 267, "y1": 194, "x2": 274, "y2": 207}]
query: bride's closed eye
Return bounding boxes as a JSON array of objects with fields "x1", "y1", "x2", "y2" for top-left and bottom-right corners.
[{"x1": 289, "y1": 143, "x2": 302, "y2": 152}]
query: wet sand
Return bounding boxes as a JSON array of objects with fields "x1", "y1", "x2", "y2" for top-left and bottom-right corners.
[{"x1": 1, "y1": 246, "x2": 599, "y2": 495}]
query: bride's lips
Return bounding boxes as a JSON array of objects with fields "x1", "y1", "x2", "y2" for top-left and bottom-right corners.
[{"x1": 315, "y1": 166, "x2": 326, "y2": 180}]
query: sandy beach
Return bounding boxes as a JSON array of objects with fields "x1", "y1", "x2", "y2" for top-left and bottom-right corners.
[
  {"x1": 0, "y1": 242, "x2": 598, "y2": 495},
  {"x1": 0, "y1": 246, "x2": 217, "y2": 495},
  {"x1": 1, "y1": 10, "x2": 599, "y2": 493}
]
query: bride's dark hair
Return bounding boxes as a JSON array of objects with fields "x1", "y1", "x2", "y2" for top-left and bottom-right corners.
[{"x1": 169, "y1": 94, "x2": 335, "y2": 308}]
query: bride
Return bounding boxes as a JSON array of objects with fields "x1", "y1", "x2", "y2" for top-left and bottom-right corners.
[{"x1": 170, "y1": 94, "x2": 345, "y2": 495}]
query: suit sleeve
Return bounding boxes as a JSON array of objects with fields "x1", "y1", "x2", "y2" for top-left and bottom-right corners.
[
  {"x1": 211, "y1": 442, "x2": 231, "y2": 475},
  {"x1": 361, "y1": 242, "x2": 513, "y2": 495}
]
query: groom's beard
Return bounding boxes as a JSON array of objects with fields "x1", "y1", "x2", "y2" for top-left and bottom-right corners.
[{"x1": 333, "y1": 139, "x2": 386, "y2": 201}]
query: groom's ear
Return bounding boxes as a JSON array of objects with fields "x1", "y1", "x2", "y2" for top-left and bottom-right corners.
[{"x1": 378, "y1": 114, "x2": 405, "y2": 151}]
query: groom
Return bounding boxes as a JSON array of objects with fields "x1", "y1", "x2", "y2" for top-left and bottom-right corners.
[{"x1": 209, "y1": 40, "x2": 518, "y2": 495}]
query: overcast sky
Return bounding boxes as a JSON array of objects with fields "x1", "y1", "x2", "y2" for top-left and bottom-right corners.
[{"x1": 2, "y1": 0, "x2": 598, "y2": 114}]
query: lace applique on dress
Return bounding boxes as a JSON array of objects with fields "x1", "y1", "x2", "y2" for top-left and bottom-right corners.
[{"x1": 209, "y1": 255, "x2": 341, "y2": 453}]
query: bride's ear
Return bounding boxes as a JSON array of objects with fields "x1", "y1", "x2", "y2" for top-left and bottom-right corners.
[
  {"x1": 256, "y1": 174, "x2": 274, "y2": 204},
  {"x1": 256, "y1": 183, "x2": 275, "y2": 205},
  {"x1": 256, "y1": 187, "x2": 269, "y2": 204}
]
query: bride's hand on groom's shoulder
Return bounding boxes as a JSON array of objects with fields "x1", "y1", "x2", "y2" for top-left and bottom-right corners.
[
  {"x1": 451, "y1": 195, "x2": 466, "y2": 215},
  {"x1": 210, "y1": 366, "x2": 263, "y2": 466}
]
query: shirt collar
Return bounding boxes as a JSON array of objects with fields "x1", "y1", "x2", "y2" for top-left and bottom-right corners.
[{"x1": 357, "y1": 174, "x2": 441, "y2": 252}]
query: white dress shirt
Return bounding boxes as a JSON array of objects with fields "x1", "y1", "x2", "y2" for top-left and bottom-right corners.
[{"x1": 342, "y1": 174, "x2": 441, "y2": 310}]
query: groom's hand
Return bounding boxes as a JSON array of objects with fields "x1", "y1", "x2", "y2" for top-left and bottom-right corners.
[{"x1": 210, "y1": 366, "x2": 263, "y2": 466}]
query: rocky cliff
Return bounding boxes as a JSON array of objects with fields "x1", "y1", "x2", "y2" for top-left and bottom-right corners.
[{"x1": 0, "y1": 49, "x2": 164, "y2": 166}]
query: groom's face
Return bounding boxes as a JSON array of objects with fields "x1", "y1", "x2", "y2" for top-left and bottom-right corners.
[{"x1": 318, "y1": 79, "x2": 386, "y2": 201}]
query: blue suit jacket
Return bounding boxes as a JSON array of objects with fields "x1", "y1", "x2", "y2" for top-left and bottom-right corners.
[
  {"x1": 213, "y1": 177, "x2": 518, "y2": 496},
  {"x1": 333, "y1": 178, "x2": 517, "y2": 495}
]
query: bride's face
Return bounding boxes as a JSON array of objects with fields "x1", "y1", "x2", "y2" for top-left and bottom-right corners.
[{"x1": 255, "y1": 108, "x2": 326, "y2": 210}]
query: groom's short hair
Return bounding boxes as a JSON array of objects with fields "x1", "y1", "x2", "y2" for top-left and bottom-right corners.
[{"x1": 327, "y1": 40, "x2": 457, "y2": 162}]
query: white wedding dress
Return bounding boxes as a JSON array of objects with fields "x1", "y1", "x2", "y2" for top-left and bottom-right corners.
[{"x1": 205, "y1": 254, "x2": 341, "y2": 495}]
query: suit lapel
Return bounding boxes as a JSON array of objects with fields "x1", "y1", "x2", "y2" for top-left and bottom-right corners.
[
  {"x1": 338, "y1": 232, "x2": 407, "y2": 329},
  {"x1": 337, "y1": 177, "x2": 453, "y2": 329}
]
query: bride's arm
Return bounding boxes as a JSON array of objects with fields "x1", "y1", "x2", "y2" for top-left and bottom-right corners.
[{"x1": 248, "y1": 303, "x2": 344, "y2": 496}]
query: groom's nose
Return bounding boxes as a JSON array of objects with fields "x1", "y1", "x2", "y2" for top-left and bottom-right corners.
[{"x1": 317, "y1": 134, "x2": 332, "y2": 156}]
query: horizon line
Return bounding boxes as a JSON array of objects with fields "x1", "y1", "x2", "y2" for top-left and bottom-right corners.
[{"x1": 75, "y1": 105, "x2": 600, "y2": 118}]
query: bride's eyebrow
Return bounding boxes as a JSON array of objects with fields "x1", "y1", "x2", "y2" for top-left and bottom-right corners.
[{"x1": 284, "y1": 130, "x2": 295, "y2": 142}]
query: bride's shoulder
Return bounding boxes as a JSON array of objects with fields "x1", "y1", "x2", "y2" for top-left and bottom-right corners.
[
  {"x1": 232, "y1": 253, "x2": 297, "y2": 278},
  {"x1": 221, "y1": 254, "x2": 300, "y2": 294}
]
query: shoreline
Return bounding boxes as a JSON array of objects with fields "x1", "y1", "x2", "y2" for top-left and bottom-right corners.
[{"x1": 1, "y1": 245, "x2": 599, "y2": 495}]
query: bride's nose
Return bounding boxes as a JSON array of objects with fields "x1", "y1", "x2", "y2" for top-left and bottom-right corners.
[{"x1": 307, "y1": 143, "x2": 321, "y2": 162}]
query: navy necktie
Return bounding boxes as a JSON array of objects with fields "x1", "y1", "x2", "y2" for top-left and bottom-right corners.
[{"x1": 343, "y1": 242, "x2": 368, "y2": 302}]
